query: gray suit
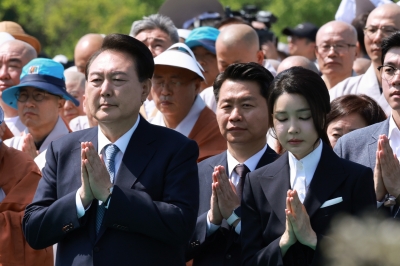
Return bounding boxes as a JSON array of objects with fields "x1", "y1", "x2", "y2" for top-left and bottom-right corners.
[
  {"x1": 334, "y1": 118, "x2": 389, "y2": 170},
  {"x1": 334, "y1": 118, "x2": 400, "y2": 219}
]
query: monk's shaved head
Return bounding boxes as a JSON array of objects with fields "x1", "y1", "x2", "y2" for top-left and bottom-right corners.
[
  {"x1": 364, "y1": 3, "x2": 400, "y2": 66},
  {"x1": 216, "y1": 24, "x2": 264, "y2": 72},
  {"x1": 0, "y1": 39, "x2": 37, "y2": 64},
  {"x1": 277, "y1": 56, "x2": 319, "y2": 74},
  {"x1": 74, "y1": 33, "x2": 104, "y2": 73}
]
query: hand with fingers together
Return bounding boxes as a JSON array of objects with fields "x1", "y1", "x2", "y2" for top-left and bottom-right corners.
[
  {"x1": 280, "y1": 189, "x2": 317, "y2": 255},
  {"x1": 377, "y1": 135, "x2": 400, "y2": 199},
  {"x1": 374, "y1": 138, "x2": 388, "y2": 201},
  {"x1": 80, "y1": 142, "x2": 113, "y2": 204},
  {"x1": 21, "y1": 133, "x2": 39, "y2": 159},
  {"x1": 208, "y1": 169, "x2": 223, "y2": 225},
  {"x1": 279, "y1": 190, "x2": 298, "y2": 256},
  {"x1": 213, "y1": 165, "x2": 240, "y2": 223}
]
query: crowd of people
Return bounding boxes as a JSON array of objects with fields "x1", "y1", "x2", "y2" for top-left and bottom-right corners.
[{"x1": 1, "y1": 1, "x2": 400, "y2": 265}]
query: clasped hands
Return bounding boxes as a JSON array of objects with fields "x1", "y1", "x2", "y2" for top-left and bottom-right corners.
[
  {"x1": 79, "y1": 142, "x2": 113, "y2": 208},
  {"x1": 208, "y1": 165, "x2": 240, "y2": 227},
  {"x1": 279, "y1": 190, "x2": 317, "y2": 257},
  {"x1": 374, "y1": 135, "x2": 400, "y2": 201}
]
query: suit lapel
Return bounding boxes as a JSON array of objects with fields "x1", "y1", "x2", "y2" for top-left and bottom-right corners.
[
  {"x1": 303, "y1": 143, "x2": 346, "y2": 218},
  {"x1": 368, "y1": 119, "x2": 389, "y2": 170},
  {"x1": 114, "y1": 118, "x2": 157, "y2": 192},
  {"x1": 256, "y1": 145, "x2": 278, "y2": 168},
  {"x1": 259, "y1": 154, "x2": 290, "y2": 226}
]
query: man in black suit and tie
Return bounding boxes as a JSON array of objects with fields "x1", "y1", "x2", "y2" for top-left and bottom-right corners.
[
  {"x1": 22, "y1": 34, "x2": 199, "y2": 266},
  {"x1": 186, "y1": 63, "x2": 278, "y2": 266}
]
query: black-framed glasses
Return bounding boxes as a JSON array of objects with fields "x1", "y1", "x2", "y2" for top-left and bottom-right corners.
[
  {"x1": 378, "y1": 65, "x2": 400, "y2": 81},
  {"x1": 364, "y1": 26, "x2": 399, "y2": 39},
  {"x1": 15, "y1": 90, "x2": 59, "y2": 103},
  {"x1": 316, "y1": 43, "x2": 356, "y2": 54}
]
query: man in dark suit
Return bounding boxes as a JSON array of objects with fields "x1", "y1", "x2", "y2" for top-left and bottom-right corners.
[
  {"x1": 334, "y1": 31, "x2": 400, "y2": 219},
  {"x1": 186, "y1": 62, "x2": 278, "y2": 266},
  {"x1": 22, "y1": 34, "x2": 199, "y2": 266}
]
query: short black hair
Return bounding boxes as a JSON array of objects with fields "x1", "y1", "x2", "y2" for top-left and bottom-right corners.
[
  {"x1": 268, "y1": 66, "x2": 331, "y2": 146},
  {"x1": 85, "y1": 33, "x2": 154, "y2": 82},
  {"x1": 213, "y1": 62, "x2": 274, "y2": 103},
  {"x1": 381, "y1": 31, "x2": 400, "y2": 65}
]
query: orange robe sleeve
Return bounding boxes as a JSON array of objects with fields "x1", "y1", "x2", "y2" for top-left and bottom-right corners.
[
  {"x1": 188, "y1": 107, "x2": 227, "y2": 162},
  {"x1": 0, "y1": 143, "x2": 53, "y2": 266}
]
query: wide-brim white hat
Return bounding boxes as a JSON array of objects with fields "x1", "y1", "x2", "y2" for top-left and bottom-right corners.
[{"x1": 154, "y1": 43, "x2": 205, "y2": 80}]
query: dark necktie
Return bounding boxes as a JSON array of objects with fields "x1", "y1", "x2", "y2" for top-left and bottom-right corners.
[
  {"x1": 96, "y1": 144, "x2": 119, "y2": 233},
  {"x1": 234, "y1": 164, "x2": 250, "y2": 200}
]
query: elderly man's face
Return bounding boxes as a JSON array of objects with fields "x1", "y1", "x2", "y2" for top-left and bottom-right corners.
[
  {"x1": 85, "y1": 50, "x2": 149, "y2": 126},
  {"x1": 135, "y1": 28, "x2": 173, "y2": 58},
  {"x1": 0, "y1": 44, "x2": 32, "y2": 95},
  {"x1": 287, "y1": 36, "x2": 314, "y2": 57},
  {"x1": 61, "y1": 81, "x2": 85, "y2": 123},
  {"x1": 191, "y1": 46, "x2": 219, "y2": 91},
  {"x1": 381, "y1": 47, "x2": 400, "y2": 111},
  {"x1": 364, "y1": 12, "x2": 400, "y2": 65},
  {"x1": 17, "y1": 87, "x2": 64, "y2": 130},
  {"x1": 152, "y1": 65, "x2": 200, "y2": 121},
  {"x1": 316, "y1": 25, "x2": 357, "y2": 79}
]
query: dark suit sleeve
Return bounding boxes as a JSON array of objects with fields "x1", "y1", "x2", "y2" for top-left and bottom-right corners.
[
  {"x1": 23, "y1": 142, "x2": 83, "y2": 249},
  {"x1": 241, "y1": 176, "x2": 285, "y2": 266},
  {"x1": 103, "y1": 139, "x2": 199, "y2": 245}
]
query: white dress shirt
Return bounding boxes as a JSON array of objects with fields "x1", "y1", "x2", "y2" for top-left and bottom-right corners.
[
  {"x1": 288, "y1": 139, "x2": 322, "y2": 202},
  {"x1": 4, "y1": 116, "x2": 25, "y2": 137},
  {"x1": 75, "y1": 115, "x2": 140, "y2": 218},
  {"x1": 151, "y1": 95, "x2": 206, "y2": 137},
  {"x1": 207, "y1": 144, "x2": 269, "y2": 236},
  {"x1": 388, "y1": 115, "x2": 400, "y2": 158}
]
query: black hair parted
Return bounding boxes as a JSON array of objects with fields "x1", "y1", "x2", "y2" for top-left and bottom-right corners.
[
  {"x1": 268, "y1": 66, "x2": 331, "y2": 146},
  {"x1": 213, "y1": 62, "x2": 274, "y2": 103},
  {"x1": 85, "y1": 33, "x2": 154, "y2": 82}
]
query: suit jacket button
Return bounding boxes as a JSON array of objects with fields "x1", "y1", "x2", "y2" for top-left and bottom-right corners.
[
  {"x1": 226, "y1": 254, "x2": 231, "y2": 259},
  {"x1": 94, "y1": 247, "x2": 100, "y2": 252}
]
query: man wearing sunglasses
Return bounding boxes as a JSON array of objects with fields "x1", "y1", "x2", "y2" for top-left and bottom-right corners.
[
  {"x1": 330, "y1": 3, "x2": 400, "y2": 116},
  {"x1": 2, "y1": 58, "x2": 79, "y2": 165}
]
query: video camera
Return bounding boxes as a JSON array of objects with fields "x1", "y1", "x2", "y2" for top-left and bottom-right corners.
[{"x1": 225, "y1": 4, "x2": 278, "y2": 29}]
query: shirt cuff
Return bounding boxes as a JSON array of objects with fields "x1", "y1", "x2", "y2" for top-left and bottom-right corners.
[
  {"x1": 377, "y1": 200, "x2": 384, "y2": 208},
  {"x1": 234, "y1": 221, "x2": 241, "y2": 234},
  {"x1": 76, "y1": 188, "x2": 91, "y2": 218},
  {"x1": 206, "y1": 213, "x2": 221, "y2": 237}
]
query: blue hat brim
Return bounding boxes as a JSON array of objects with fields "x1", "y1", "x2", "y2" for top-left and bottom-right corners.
[
  {"x1": 186, "y1": 40, "x2": 216, "y2": 54},
  {"x1": 2, "y1": 80, "x2": 80, "y2": 109}
]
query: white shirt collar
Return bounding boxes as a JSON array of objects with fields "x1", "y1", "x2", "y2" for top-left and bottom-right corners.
[
  {"x1": 151, "y1": 95, "x2": 206, "y2": 137},
  {"x1": 97, "y1": 115, "x2": 140, "y2": 155},
  {"x1": 288, "y1": 139, "x2": 323, "y2": 189},
  {"x1": 388, "y1": 115, "x2": 400, "y2": 157},
  {"x1": 227, "y1": 144, "x2": 269, "y2": 186}
]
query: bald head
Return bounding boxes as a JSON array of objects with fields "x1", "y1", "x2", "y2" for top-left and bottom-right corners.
[
  {"x1": 317, "y1": 21, "x2": 357, "y2": 45},
  {"x1": 216, "y1": 24, "x2": 264, "y2": 72},
  {"x1": 0, "y1": 39, "x2": 37, "y2": 91},
  {"x1": 277, "y1": 56, "x2": 319, "y2": 74},
  {"x1": 74, "y1": 33, "x2": 104, "y2": 73},
  {"x1": 364, "y1": 4, "x2": 400, "y2": 66},
  {"x1": 0, "y1": 39, "x2": 37, "y2": 64}
]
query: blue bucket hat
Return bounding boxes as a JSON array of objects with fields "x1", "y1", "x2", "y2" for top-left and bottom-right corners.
[
  {"x1": 185, "y1": 26, "x2": 220, "y2": 54},
  {"x1": 2, "y1": 58, "x2": 80, "y2": 109}
]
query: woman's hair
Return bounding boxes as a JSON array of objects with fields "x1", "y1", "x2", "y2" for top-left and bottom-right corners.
[
  {"x1": 268, "y1": 66, "x2": 331, "y2": 147},
  {"x1": 327, "y1": 94, "x2": 386, "y2": 127}
]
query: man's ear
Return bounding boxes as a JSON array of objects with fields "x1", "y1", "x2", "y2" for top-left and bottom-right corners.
[
  {"x1": 256, "y1": 50, "x2": 264, "y2": 65},
  {"x1": 58, "y1": 98, "x2": 66, "y2": 109},
  {"x1": 194, "y1": 77, "x2": 202, "y2": 94},
  {"x1": 141, "y1": 78, "x2": 151, "y2": 103}
]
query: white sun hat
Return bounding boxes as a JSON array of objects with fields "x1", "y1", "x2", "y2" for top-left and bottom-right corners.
[{"x1": 154, "y1": 42, "x2": 205, "y2": 80}]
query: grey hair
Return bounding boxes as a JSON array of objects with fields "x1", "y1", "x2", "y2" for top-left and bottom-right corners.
[{"x1": 129, "y1": 14, "x2": 179, "y2": 44}]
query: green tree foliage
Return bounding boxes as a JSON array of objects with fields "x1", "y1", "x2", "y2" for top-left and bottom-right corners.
[{"x1": 0, "y1": 0, "x2": 342, "y2": 59}]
